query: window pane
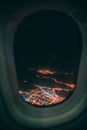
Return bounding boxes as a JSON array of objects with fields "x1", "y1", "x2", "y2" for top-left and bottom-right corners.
[{"x1": 13, "y1": 11, "x2": 82, "y2": 106}]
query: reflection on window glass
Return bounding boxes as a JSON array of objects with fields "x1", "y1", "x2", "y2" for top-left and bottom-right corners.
[{"x1": 14, "y1": 11, "x2": 82, "y2": 106}]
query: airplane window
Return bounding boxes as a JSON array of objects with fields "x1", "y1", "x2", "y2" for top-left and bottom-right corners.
[{"x1": 13, "y1": 10, "x2": 82, "y2": 107}]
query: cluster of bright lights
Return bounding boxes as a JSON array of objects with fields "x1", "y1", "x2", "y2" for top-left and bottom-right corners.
[
  {"x1": 19, "y1": 84, "x2": 70, "y2": 106},
  {"x1": 19, "y1": 68, "x2": 75, "y2": 106}
]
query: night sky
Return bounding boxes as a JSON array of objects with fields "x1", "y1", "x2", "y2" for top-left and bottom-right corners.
[{"x1": 13, "y1": 10, "x2": 82, "y2": 80}]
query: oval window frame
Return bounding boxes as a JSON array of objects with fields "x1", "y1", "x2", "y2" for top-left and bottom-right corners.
[{"x1": 0, "y1": 1, "x2": 87, "y2": 128}]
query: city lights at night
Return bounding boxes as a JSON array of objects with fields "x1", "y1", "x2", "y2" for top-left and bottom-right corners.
[{"x1": 19, "y1": 68, "x2": 75, "y2": 106}]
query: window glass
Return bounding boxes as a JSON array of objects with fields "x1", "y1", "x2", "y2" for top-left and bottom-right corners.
[{"x1": 14, "y1": 11, "x2": 82, "y2": 106}]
